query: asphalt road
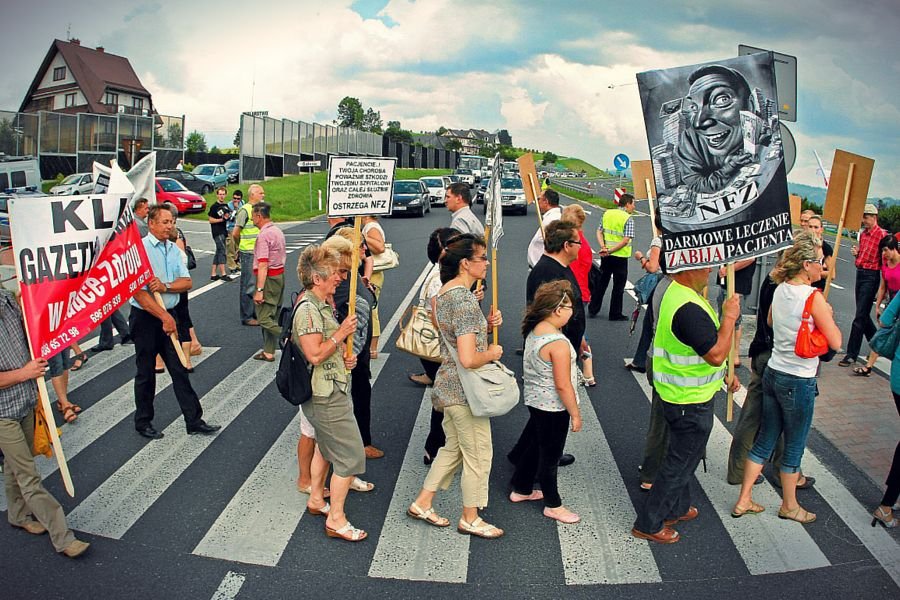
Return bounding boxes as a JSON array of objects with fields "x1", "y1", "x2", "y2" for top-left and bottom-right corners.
[{"x1": 1, "y1": 198, "x2": 897, "y2": 599}]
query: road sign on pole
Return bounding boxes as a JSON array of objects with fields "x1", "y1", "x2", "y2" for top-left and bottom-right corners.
[
  {"x1": 613, "y1": 153, "x2": 630, "y2": 171},
  {"x1": 297, "y1": 160, "x2": 320, "y2": 168}
]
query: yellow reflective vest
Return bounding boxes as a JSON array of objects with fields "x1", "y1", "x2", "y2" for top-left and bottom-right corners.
[
  {"x1": 602, "y1": 208, "x2": 632, "y2": 258},
  {"x1": 237, "y1": 203, "x2": 259, "y2": 252},
  {"x1": 652, "y1": 281, "x2": 725, "y2": 404}
]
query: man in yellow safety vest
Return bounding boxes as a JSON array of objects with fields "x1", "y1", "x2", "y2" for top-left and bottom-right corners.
[
  {"x1": 631, "y1": 265, "x2": 740, "y2": 544},
  {"x1": 589, "y1": 193, "x2": 635, "y2": 320},
  {"x1": 232, "y1": 183, "x2": 264, "y2": 325}
]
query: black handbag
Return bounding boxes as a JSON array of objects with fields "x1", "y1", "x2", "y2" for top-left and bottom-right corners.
[
  {"x1": 276, "y1": 296, "x2": 313, "y2": 406},
  {"x1": 185, "y1": 245, "x2": 197, "y2": 270}
]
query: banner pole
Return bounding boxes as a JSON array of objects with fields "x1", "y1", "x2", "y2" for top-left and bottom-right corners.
[
  {"x1": 154, "y1": 292, "x2": 189, "y2": 368},
  {"x1": 346, "y1": 216, "x2": 362, "y2": 358},
  {"x1": 726, "y1": 263, "x2": 736, "y2": 422},
  {"x1": 645, "y1": 178, "x2": 660, "y2": 238},
  {"x1": 824, "y1": 162, "x2": 855, "y2": 301},
  {"x1": 491, "y1": 246, "x2": 499, "y2": 346},
  {"x1": 17, "y1": 301, "x2": 76, "y2": 497}
]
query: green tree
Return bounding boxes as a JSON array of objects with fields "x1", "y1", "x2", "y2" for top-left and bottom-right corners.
[
  {"x1": 209, "y1": 146, "x2": 221, "y2": 154},
  {"x1": 542, "y1": 151, "x2": 558, "y2": 165},
  {"x1": 436, "y1": 126, "x2": 448, "y2": 136},
  {"x1": 336, "y1": 96, "x2": 365, "y2": 128},
  {"x1": 185, "y1": 130, "x2": 207, "y2": 153},
  {"x1": 878, "y1": 205, "x2": 900, "y2": 233},
  {"x1": 233, "y1": 130, "x2": 241, "y2": 147},
  {"x1": 0, "y1": 118, "x2": 16, "y2": 155},
  {"x1": 362, "y1": 108, "x2": 383, "y2": 133},
  {"x1": 498, "y1": 145, "x2": 518, "y2": 161},
  {"x1": 165, "y1": 122, "x2": 183, "y2": 149},
  {"x1": 445, "y1": 139, "x2": 462, "y2": 151}
]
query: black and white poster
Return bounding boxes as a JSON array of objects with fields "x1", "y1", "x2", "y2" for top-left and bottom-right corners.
[{"x1": 637, "y1": 52, "x2": 792, "y2": 272}]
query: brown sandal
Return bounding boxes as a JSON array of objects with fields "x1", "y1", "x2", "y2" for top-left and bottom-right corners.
[
  {"x1": 58, "y1": 405, "x2": 78, "y2": 423},
  {"x1": 778, "y1": 506, "x2": 816, "y2": 524}
]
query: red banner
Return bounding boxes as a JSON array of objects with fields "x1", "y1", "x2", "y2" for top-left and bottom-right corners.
[{"x1": 11, "y1": 196, "x2": 153, "y2": 359}]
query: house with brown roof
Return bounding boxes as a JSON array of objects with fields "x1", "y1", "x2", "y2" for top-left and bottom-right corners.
[{"x1": 19, "y1": 38, "x2": 153, "y2": 117}]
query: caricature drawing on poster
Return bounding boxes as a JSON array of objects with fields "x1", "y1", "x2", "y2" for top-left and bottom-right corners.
[{"x1": 637, "y1": 51, "x2": 792, "y2": 272}]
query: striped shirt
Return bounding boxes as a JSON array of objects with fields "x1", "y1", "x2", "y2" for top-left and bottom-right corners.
[{"x1": 0, "y1": 291, "x2": 38, "y2": 420}]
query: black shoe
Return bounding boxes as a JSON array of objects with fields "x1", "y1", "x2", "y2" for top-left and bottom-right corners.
[
  {"x1": 625, "y1": 362, "x2": 646, "y2": 374},
  {"x1": 136, "y1": 426, "x2": 164, "y2": 440},
  {"x1": 91, "y1": 345, "x2": 114, "y2": 354},
  {"x1": 119, "y1": 335, "x2": 133, "y2": 345},
  {"x1": 187, "y1": 422, "x2": 221, "y2": 435},
  {"x1": 558, "y1": 453, "x2": 575, "y2": 467},
  {"x1": 610, "y1": 315, "x2": 629, "y2": 322}
]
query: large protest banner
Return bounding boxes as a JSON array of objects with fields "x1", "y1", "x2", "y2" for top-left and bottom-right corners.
[
  {"x1": 9, "y1": 191, "x2": 153, "y2": 359},
  {"x1": 327, "y1": 156, "x2": 396, "y2": 217},
  {"x1": 637, "y1": 51, "x2": 792, "y2": 272}
]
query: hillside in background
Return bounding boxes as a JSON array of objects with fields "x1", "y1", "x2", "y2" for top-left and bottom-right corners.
[
  {"x1": 788, "y1": 182, "x2": 898, "y2": 208},
  {"x1": 558, "y1": 157, "x2": 604, "y2": 177}
]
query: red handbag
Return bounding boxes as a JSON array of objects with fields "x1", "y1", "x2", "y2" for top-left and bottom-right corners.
[{"x1": 794, "y1": 290, "x2": 829, "y2": 358}]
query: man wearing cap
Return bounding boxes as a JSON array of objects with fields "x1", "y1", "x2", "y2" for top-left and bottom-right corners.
[{"x1": 840, "y1": 204, "x2": 887, "y2": 367}]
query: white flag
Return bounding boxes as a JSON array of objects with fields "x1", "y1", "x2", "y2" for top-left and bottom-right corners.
[
  {"x1": 92, "y1": 152, "x2": 156, "y2": 204},
  {"x1": 487, "y1": 154, "x2": 504, "y2": 248}
]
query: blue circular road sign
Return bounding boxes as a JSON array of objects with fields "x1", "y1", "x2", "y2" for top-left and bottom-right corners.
[{"x1": 613, "y1": 153, "x2": 630, "y2": 171}]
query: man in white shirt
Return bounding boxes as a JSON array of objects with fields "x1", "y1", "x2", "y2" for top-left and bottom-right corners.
[
  {"x1": 526, "y1": 189, "x2": 562, "y2": 268},
  {"x1": 446, "y1": 183, "x2": 484, "y2": 236}
]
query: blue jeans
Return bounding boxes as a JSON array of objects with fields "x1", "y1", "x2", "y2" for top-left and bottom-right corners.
[
  {"x1": 748, "y1": 366, "x2": 818, "y2": 474},
  {"x1": 239, "y1": 251, "x2": 256, "y2": 323}
]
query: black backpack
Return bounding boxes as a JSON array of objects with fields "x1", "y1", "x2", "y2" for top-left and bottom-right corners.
[{"x1": 275, "y1": 293, "x2": 313, "y2": 406}]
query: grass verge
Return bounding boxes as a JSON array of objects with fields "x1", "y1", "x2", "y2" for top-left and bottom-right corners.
[
  {"x1": 550, "y1": 184, "x2": 616, "y2": 210},
  {"x1": 184, "y1": 168, "x2": 451, "y2": 222}
]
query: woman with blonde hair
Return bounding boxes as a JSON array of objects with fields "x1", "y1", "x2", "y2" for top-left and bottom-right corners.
[
  {"x1": 732, "y1": 232, "x2": 841, "y2": 524},
  {"x1": 294, "y1": 244, "x2": 366, "y2": 542},
  {"x1": 561, "y1": 204, "x2": 595, "y2": 386},
  {"x1": 407, "y1": 233, "x2": 505, "y2": 538},
  {"x1": 510, "y1": 280, "x2": 582, "y2": 524}
]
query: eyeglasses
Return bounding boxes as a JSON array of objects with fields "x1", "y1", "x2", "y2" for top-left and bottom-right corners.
[
  {"x1": 566, "y1": 239, "x2": 582, "y2": 246},
  {"x1": 807, "y1": 258, "x2": 823, "y2": 265},
  {"x1": 557, "y1": 304, "x2": 574, "y2": 311},
  {"x1": 468, "y1": 256, "x2": 489, "y2": 263},
  {"x1": 555, "y1": 294, "x2": 573, "y2": 311}
]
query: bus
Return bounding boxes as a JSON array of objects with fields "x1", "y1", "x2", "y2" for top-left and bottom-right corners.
[{"x1": 458, "y1": 154, "x2": 489, "y2": 181}]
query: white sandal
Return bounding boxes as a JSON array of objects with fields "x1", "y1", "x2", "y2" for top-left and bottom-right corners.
[
  {"x1": 457, "y1": 517, "x2": 504, "y2": 539},
  {"x1": 350, "y1": 477, "x2": 375, "y2": 492},
  {"x1": 325, "y1": 521, "x2": 367, "y2": 542}
]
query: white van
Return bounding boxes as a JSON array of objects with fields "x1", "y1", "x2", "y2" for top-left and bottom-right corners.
[{"x1": 0, "y1": 156, "x2": 41, "y2": 193}]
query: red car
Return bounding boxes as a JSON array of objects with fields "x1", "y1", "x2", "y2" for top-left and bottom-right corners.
[{"x1": 155, "y1": 178, "x2": 207, "y2": 214}]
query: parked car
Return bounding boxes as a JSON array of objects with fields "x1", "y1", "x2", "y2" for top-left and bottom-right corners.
[
  {"x1": 390, "y1": 180, "x2": 431, "y2": 217},
  {"x1": 192, "y1": 164, "x2": 229, "y2": 189},
  {"x1": 419, "y1": 176, "x2": 446, "y2": 206},
  {"x1": 499, "y1": 177, "x2": 527, "y2": 215},
  {"x1": 454, "y1": 168, "x2": 475, "y2": 186},
  {"x1": 223, "y1": 159, "x2": 240, "y2": 183},
  {"x1": 157, "y1": 169, "x2": 213, "y2": 194},
  {"x1": 155, "y1": 178, "x2": 207, "y2": 214},
  {"x1": 49, "y1": 172, "x2": 94, "y2": 195}
]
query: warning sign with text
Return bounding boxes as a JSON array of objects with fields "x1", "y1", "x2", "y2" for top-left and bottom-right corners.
[{"x1": 327, "y1": 157, "x2": 396, "y2": 217}]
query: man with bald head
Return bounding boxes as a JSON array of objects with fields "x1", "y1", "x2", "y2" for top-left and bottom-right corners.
[{"x1": 233, "y1": 184, "x2": 265, "y2": 325}]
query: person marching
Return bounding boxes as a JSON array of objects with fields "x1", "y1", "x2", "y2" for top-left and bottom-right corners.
[
  {"x1": 590, "y1": 193, "x2": 635, "y2": 321},
  {"x1": 233, "y1": 184, "x2": 264, "y2": 326}
]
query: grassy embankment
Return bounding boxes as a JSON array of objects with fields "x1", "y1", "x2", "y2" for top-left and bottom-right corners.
[{"x1": 185, "y1": 168, "x2": 449, "y2": 222}]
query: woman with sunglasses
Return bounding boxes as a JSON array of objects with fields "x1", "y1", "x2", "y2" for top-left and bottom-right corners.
[
  {"x1": 510, "y1": 280, "x2": 582, "y2": 524},
  {"x1": 732, "y1": 232, "x2": 841, "y2": 523},
  {"x1": 407, "y1": 233, "x2": 505, "y2": 539}
]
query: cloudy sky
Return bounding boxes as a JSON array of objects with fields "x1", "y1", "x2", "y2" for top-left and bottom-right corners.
[{"x1": 3, "y1": 0, "x2": 898, "y2": 195}]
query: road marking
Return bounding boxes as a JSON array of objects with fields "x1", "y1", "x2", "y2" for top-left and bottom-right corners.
[
  {"x1": 369, "y1": 388, "x2": 469, "y2": 583},
  {"x1": 558, "y1": 387, "x2": 661, "y2": 584},
  {"x1": 629, "y1": 371, "x2": 831, "y2": 574},
  {"x1": 0, "y1": 350, "x2": 217, "y2": 511},
  {"x1": 193, "y1": 352, "x2": 390, "y2": 566},
  {"x1": 66, "y1": 354, "x2": 276, "y2": 539},
  {"x1": 210, "y1": 571, "x2": 246, "y2": 600}
]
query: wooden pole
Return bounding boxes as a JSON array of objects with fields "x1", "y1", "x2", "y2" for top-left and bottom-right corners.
[
  {"x1": 346, "y1": 216, "x2": 362, "y2": 358},
  {"x1": 824, "y1": 162, "x2": 855, "y2": 301},
  {"x1": 12, "y1": 297, "x2": 76, "y2": 496},
  {"x1": 154, "y1": 292, "x2": 189, "y2": 368},
  {"x1": 491, "y1": 245, "x2": 499, "y2": 345},
  {"x1": 477, "y1": 225, "x2": 490, "y2": 294},
  {"x1": 645, "y1": 178, "x2": 660, "y2": 238},
  {"x1": 726, "y1": 263, "x2": 736, "y2": 422},
  {"x1": 528, "y1": 173, "x2": 545, "y2": 239}
]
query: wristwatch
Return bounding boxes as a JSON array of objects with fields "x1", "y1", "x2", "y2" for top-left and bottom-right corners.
[{"x1": 256, "y1": 287, "x2": 264, "y2": 292}]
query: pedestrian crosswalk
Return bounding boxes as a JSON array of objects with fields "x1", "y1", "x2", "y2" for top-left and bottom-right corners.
[{"x1": 2, "y1": 284, "x2": 899, "y2": 591}]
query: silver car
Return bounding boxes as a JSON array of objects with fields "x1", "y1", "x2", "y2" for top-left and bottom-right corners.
[
  {"x1": 420, "y1": 176, "x2": 447, "y2": 206},
  {"x1": 50, "y1": 172, "x2": 94, "y2": 195}
]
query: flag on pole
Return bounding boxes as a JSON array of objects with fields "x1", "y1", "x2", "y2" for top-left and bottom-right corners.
[
  {"x1": 92, "y1": 152, "x2": 157, "y2": 203},
  {"x1": 486, "y1": 154, "x2": 504, "y2": 248}
]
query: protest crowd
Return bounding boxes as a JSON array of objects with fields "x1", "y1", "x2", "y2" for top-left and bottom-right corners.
[{"x1": 0, "y1": 139, "x2": 897, "y2": 564}]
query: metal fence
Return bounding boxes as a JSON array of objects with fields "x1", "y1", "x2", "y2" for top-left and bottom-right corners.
[
  {"x1": 238, "y1": 112, "x2": 457, "y2": 182},
  {"x1": 0, "y1": 109, "x2": 184, "y2": 179}
]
